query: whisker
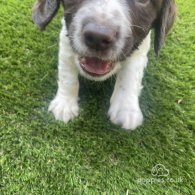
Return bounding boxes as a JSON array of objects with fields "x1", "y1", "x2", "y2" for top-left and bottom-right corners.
[{"x1": 130, "y1": 25, "x2": 146, "y2": 31}]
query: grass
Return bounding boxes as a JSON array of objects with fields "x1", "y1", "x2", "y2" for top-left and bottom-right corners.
[{"x1": 0, "y1": 0, "x2": 194, "y2": 194}]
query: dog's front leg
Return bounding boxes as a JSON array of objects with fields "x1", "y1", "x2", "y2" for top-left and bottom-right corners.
[
  {"x1": 49, "y1": 24, "x2": 79, "y2": 123},
  {"x1": 108, "y1": 34, "x2": 151, "y2": 130}
]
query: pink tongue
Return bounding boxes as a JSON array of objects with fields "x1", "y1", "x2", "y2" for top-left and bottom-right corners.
[{"x1": 80, "y1": 57, "x2": 112, "y2": 75}]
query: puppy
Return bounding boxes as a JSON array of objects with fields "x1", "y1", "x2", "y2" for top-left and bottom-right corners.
[{"x1": 32, "y1": 0, "x2": 176, "y2": 130}]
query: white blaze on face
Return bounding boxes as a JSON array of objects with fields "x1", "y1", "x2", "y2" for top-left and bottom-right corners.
[{"x1": 71, "y1": 0, "x2": 131, "y2": 61}]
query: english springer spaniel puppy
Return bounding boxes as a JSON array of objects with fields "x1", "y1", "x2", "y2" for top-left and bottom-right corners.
[{"x1": 32, "y1": 0, "x2": 176, "y2": 130}]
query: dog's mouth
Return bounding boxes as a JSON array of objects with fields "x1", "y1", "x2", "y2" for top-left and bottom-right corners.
[{"x1": 79, "y1": 57, "x2": 114, "y2": 77}]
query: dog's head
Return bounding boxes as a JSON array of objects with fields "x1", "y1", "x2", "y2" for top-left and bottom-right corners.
[{"x1": 33, "y1": 0, "x2": 176, "y2": 80}]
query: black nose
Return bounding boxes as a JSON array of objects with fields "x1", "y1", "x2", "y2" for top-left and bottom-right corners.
[{"x1": 83, "y1": 23, "x2": 117, "y2": 51}]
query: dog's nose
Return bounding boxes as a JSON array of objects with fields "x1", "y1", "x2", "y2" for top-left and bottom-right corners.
[{"x1": 83, "y1": 23, "x2": 117, "y2": 51}]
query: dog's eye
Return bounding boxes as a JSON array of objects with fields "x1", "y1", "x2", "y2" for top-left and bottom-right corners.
[{"x1": 136, "y1": 0, "x2": 149, "y2": 4}]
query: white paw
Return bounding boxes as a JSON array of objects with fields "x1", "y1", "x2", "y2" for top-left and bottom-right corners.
[
  {"x1": 108, "y1": 101, "x2": 143, "y2": 130},
  {"x1": 48, "y1": 95, "x2": 79, "y2": 123}
]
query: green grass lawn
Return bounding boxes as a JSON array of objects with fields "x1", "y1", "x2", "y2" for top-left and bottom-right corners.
[{"x1": 0, "y1": 0, "x2": 194, "y2": 194}]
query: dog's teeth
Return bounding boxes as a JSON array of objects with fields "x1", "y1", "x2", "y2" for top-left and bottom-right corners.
[{"x1": 80, "y1": 62, "x2": 86, "y2": 69}]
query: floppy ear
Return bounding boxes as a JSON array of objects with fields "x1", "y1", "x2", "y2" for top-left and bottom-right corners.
[
  {"x1": 32, "y1": 0, "x2": 61, "y2": 30},
  {"x1": 154, "y1": 0, "x2": 176, "y2": 56}
]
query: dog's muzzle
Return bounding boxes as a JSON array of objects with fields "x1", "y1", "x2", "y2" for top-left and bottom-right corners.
[{"x1": 79, "y1": 22, "x2": 117, "y2": 77}]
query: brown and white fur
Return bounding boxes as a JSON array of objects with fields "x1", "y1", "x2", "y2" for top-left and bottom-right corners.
[{"x1": 32, "y1": 0, "x2": 176, "y2": 130}]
